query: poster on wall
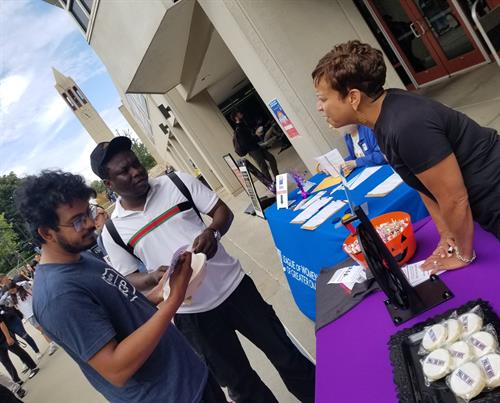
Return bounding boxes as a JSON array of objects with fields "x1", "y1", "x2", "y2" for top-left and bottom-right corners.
[{"x1": 268, "y1": 98, "x2": 300, "y2": 139}]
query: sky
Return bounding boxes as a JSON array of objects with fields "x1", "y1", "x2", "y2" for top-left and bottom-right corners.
[{"x1": 0, "y1": 0, "x2": 135, "y2": 181}]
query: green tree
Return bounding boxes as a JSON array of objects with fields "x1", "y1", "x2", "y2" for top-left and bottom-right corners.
[
  {"x1": 117, "y1": 129, "x2": 157, "y2": 171},
  {"x1": 0, "y1": 172, "x2": 32, "y2": 257},
  {"x1": 0, "y1": 213, "x2": 19, "y2": 273}
]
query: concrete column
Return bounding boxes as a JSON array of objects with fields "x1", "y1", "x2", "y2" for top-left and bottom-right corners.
[
  {"x1": 198, "y1": 0, "x2": 404, "y2": 171},
  {"x1": 159, "y1": 89, "x2": 240, "y2": 194},
  {"x1": 169, "y1": 140, "x2": 192, "y2": 174},
  {"x1": 169, "y1": 124, "x2": 222, "y2": 190}
]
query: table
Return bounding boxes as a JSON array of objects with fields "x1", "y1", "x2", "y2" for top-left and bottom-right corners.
[
  {"x1": 265, "y1": 165, "x2": 428, "y2": 320},
  {"x1": 316, "y1": 218, "x2": 500, "y2": 403}
]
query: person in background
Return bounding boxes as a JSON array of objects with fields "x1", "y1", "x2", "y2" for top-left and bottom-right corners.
[
  {"x1": 341, "y1": 124, "x2": 387, "y2": 170},
  {"x1": 15, "y1": 170, "x2": 224, "y2": 403},
  {"x1": 231, "y1": 109, "x2": 279, "y2": 182},
  {"x1": 0, "y1": 309, "x2": 39, "y2": 386},
  {"x1": 7, "y1": 283, "x2": 58, "y2": 357},
  {"x1": 313, "y1": 40, "x2": 500, "y2": 273}
]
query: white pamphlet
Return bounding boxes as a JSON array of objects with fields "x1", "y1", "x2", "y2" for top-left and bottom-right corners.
[
  {"x1": 290, "y1": 197, "x2": 332, "y2": 224},
  {"x1": 294, "y1": 191, "x2": 326, "y2": 211},
  {"x1": 345, "y1": 166, "x2": 382, "y2": 190},
  {"x1": 328, "y1": 265, "x2": 367, "y2": 290},
  {"x1": 275, "y1": 173, "x2": 289, "y2": 210},
  {"x1": 315, "y1": 149, "x2": 345, "y2": 177},
  {"x1": 301, "y1": 200, "x2": 346, "y2": 230},
  {"x1": 366, "y1": 172, "x2": 404, "y2": 197},
  {"x1": 400, "y1": 260, "x2": 443, "y2": 287}
]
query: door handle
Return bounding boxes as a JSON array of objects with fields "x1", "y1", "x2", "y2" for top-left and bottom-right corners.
[{"x1": 409, "y1": 22, "x2": 421, "y2": 38}]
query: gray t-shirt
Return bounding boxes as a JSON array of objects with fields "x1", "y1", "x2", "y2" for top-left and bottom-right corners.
[{"x1": 33, "y1": 252, "x2": 207, "y2": 403}]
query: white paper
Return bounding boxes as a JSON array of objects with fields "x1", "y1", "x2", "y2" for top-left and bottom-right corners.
[
  {"x1": 302, "y1": 181, "x2": 315, "y2": 192},
  {"x1": 301, "y1": 200, "x2": 346, "y2": 230},
  {"x1": 290, "y1": 197, "x2": 332, "y2": 224},
  {"x1": 328, "y1": 265, "x2": 367, "y2": 290},
  {"x1": 345, "y1": 166, "x2": 382, "y2": 190},
  {"x1": 294, "y1": 191, "x2": 326, "y2": 211},
  {"x1": 315, "y1": 149, "x2": 345, "y2": 177},
  {"x1": 400, "y1": 260, "x2": 443, "y2": 287},
  {"x1": 275, "y1": 173, "x2": 289, "y2": 210},
  {"x1": 366, "y1": 172, "x2": 404, "y2": 197}
]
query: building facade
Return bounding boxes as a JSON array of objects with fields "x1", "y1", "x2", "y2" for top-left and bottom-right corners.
[{"x1": 46, "y1": 0, "x2": 499, "y2": 194}]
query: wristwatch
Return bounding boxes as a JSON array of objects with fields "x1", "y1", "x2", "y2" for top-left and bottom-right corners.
[{"x1": 207, "y1": 227, "x2": 221, "y2": 241}]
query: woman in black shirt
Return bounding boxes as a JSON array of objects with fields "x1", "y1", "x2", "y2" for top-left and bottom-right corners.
[{"x1": 312, "y1": 40, "x2": 499, "y2": 272}]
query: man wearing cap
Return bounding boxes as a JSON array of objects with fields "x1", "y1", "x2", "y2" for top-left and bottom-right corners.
[{"x1": 90, "y1": 137, "x2": 315, "y2": 403}]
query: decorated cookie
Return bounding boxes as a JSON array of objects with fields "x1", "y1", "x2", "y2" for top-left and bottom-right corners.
[
  {"x1": 445, "y1": 319, "x2": 462, "y2": 344},
  {"x1": 422, "y1": 324, "x2": 448, "y2": 351},
  {"x1": 423, "y1": 348, "x2": 451, "y2": 381},
  {"x1": 468, "y1": 331, "x2": 498, "y2": 358},
  {"x1": 458, "y1": 313, "x2": 483, "y2": 337},
  {"x1": 478, "y1": 353, "x2": 500, "y2": 389},
  {"x1": 449, "y1": 341, "x2": 473, "y2": 370},
  {"x1": 449, "y1": 362, "x2": 485, "y2": 400}
]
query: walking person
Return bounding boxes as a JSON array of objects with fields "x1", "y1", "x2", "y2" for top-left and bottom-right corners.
[
  {"x1": 15, "y1": 170, "x2": 226, "y2": 403},
  {"x1": 92, "y1": 136, "x2": 315, "y2": 403},
  {"x1": 0, "y1": 311, "x2": 39, "y2": 386},
  {"x1": 231, "y1": 110, "x2": 279, "y2": 182}
]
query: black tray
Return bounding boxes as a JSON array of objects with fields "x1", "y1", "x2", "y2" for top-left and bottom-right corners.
[{"x1": 389, "y1": 299, "x2": 500, "y2": 403}]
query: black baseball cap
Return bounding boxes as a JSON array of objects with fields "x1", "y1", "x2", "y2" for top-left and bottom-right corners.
[{"x1": 90, "y1": 136, "x2": 132, "y2": 179}]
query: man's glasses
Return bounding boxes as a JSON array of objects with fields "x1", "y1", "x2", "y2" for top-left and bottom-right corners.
[{"x1": 59, "y1": 204, "x2": 100, "y2": 233}]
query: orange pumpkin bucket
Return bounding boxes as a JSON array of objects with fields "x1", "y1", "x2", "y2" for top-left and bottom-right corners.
[{"x1": 342, "y1": 211, "x2": 416, "y2": 268}]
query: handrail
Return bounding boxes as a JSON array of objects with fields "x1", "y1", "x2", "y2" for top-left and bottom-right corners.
[{"x1": 471, "y1": 0, "x2": 500, "y2": 67}]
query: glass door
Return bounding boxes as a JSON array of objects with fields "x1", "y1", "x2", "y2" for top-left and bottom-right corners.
[
  {"x1": 406, "y1": 0, "x2": 486, "y2": 74},
  {"x1": 367, "y1": 0, "x2": 449, "y2": 85}
]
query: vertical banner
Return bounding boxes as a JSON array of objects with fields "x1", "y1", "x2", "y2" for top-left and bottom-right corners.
[
  {"x1": 238, "y1": 160, "x2": 265, "y2": 218},
  {"x1": 268, "y1": 99, "x2": 300, "y2": 139},
  {"x1": 275, "y1": 173, "x2": 289, "y2": 209},
  {"x1": 223, "y1": 154, "x2": 248, "y2": 195}
]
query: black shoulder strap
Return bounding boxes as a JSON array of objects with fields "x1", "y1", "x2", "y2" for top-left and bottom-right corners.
[
  {"x1": 167, "y1": 172, "x2": 203, "y2": 222},
  {"x1": 105, "y1": 219, "x2": 138, "y2": 259}
]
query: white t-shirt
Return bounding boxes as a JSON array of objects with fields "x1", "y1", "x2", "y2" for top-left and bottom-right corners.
[
  {"x1": 101, "y1": 172, "x2": 245, "y2": 314},
  {"x1": 351, "y1": 133, "x2": 365, "y2": 158}
]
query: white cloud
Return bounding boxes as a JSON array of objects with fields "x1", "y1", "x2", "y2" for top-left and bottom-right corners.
[{"x1": 0, "y1": 74, "x2": 30, "y2": 112}]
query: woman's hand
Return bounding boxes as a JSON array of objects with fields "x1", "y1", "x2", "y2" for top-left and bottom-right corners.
[
  {"x1": 421, "y1": 255, "x2": 469, "y2": 274},
  {"x1": 429, "y1": 235, "x2": 456, "y2": 260},
  {"x1": 342, "y1": 160, "x2": 357, "y2": 171}
]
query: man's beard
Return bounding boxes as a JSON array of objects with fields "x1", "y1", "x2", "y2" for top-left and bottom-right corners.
[{"x1": 56, "y1": 231, "x2": 97, "y2": 254}]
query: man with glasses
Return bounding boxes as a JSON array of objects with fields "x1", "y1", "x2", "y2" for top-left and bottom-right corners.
[{"x1": 14, "y1": 170, "x2": 226, "y2": 403}]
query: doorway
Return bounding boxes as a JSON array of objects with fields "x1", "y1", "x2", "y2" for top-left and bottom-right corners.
[{"x1": 360, "y1": 0, "x2": 488, "y2": 86}]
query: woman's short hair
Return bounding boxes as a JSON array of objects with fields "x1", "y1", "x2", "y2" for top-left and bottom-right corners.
[
  {"x1": 312, "y1": 40, "x2": 386, "y2": 99},
  {"x1": 15, "y1": 170, "x2": 94, "y2": 245}
]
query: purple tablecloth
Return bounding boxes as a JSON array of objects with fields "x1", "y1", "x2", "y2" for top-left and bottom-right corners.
[{"x1": 316, "y1": 218, "x2": 500, "y2": 403}]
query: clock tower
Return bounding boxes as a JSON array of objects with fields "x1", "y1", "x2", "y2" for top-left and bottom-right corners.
[{"x1": 52, "y1": 67, "x2": 114, "y2": 143}]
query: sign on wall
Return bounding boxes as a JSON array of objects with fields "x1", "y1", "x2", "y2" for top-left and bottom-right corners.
[{"x1": 268, "y1": 98, "x2": 300, "y2": 139}]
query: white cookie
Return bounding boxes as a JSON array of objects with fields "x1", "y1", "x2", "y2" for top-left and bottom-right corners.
[
  {"x1": 422, "y1": 324, "x2": 447, "y2": 351},
  {"x1": 445, "y1": 319, "x2": 462, "y2": 344},
  {"x1": 478, "y1": 353, "x2": 500, "y2": 389},
  {"x1": 449, "y1": 341, "x2": 473, "y2": 370},
  {"x1": 458, "y1": 313, "x2": 483, "y2": 337},
  {"x1": 450, "y1": 362, "x2": 485, "y2": 400},
  {"x1": 468, "y1": 331, "x2": 497, "y2": 358},
  {"x1": 422, "y1": 348, "x2": 451, "y2": 381}
]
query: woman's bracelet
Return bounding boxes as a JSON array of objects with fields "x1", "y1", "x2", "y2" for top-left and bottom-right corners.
[{"x1": 454, "y1": 248, "x2": 476, "y2": 264}]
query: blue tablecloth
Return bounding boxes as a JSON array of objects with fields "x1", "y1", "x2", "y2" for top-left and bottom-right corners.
[{"x1": 265, "y1": 165, "x2": 429, "y2": 320}]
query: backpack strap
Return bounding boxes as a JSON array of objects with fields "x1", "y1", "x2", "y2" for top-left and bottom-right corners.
[
  {"x1": 105, "y1": 219, "x2": 138, "y2": 259},
  {"x1": 105, "y1": 172, "x2": 203, "y2": 259},
  {"x1": 167, "y1": 172, "x2": 203, "y2": 222}
]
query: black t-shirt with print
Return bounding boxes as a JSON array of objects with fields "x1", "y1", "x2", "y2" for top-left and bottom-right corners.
[{"x1": 374, "y1": 89, "x2": 500, "y2": 238}]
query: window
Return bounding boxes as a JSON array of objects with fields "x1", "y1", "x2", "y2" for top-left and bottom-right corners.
[
  {"x1": 80, "y1": 0, "x2": 93, "y2": 13},
  {"x1": 70, "y1": 0, "x2": 89, "y2": 31},
  {"x1": 62, "y1": 93, "x2": 76, "y2": 111},
  {"x1": 126, "y1": 94, "x2": 154, "y2": 143},
  {"x1": 73, "y1": 86, "x2": 87, "y2": 104},
  {"x1": 67, "y1": 89, "x2": 82, "y2": 108}
]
